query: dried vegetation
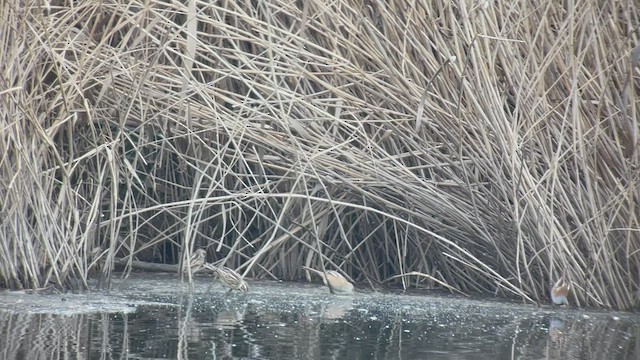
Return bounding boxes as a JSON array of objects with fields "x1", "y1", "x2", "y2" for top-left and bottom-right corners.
[{"x1": 1, "y1": 0, "x2": 639, "y2": 309}]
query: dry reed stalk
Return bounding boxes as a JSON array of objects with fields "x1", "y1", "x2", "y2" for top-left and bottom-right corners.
[{"x1": 0, "y1": 0, "x2": 638, "y2": 309}]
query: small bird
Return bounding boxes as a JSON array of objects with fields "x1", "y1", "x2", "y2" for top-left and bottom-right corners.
[
  {"x1": 302, "y1": 266, "x2": 354, "y2": 295},
  {"x1": 203, "y1": 263, "x2": 249, "y2": 293},
  {"x1": 183, "y1": 249, "x2": 207, "y2": 274},
  {"x1": 550, "y1": 269, "x2": 571, "y2": 305}
]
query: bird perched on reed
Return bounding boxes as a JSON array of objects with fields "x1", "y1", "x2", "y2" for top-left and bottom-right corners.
[
  {"x1": 203, "y1": 263, "x2": 249, "y2": 293},
  {"x1": 183, "y1": 249, "x2": 207, "y2": 274},
  {"x1": 550, "y1": 270, "x2": 571, "y2": 306},
  {"x1": 302, "y1": 266, "x2": 354, "y2": 295}
]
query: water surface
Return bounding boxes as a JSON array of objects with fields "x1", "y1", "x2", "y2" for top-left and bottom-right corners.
[{"x1": 0, "y1": 273, "x2": 638, "y2": 359}]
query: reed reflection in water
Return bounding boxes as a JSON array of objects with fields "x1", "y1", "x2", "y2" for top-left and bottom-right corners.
[{"x1": 1, "y1": 280, "x2": 639, "y2": 359}]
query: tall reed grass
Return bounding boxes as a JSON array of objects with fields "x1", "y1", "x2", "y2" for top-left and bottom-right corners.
[{"x1": 0, "y1": 0, "x2": 638, "y2": 309}]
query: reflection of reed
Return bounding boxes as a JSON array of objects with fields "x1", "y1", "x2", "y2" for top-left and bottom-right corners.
[
  {"x1": 544, "y1": 315, "x2": 640, "y2": 359},
  {"x1": 177, "y1": 294, "x2": 196, "y2": 359},
  {"x1": 0, "y1": 312, "x2": 93, "y2": 359},
  {"x1": 5, "y1": 294, "x2": 640, "y2": 359}
]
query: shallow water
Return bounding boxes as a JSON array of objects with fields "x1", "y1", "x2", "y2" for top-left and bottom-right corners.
[{"x1": 0, "y1": 273, "x2": 638, "y2": 359}]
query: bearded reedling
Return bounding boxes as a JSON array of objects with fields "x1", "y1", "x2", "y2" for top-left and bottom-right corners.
[
  {"x1": 203, "y1": 263, "x2": 249, "y2": 293},
  {"x1": 302, "y1": 266, "x2": 354, "y2": 295},
  {"x1": 550, "y1": 270, "x2": 571, "y2": 306},
  {"x1": 183, "y1": 249, "x2": 207, "y2": 274}
]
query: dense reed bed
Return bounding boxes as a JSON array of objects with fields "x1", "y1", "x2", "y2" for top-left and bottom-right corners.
[{"x1": 1, "y1": 0, "x2": 638, "y2": 309}]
